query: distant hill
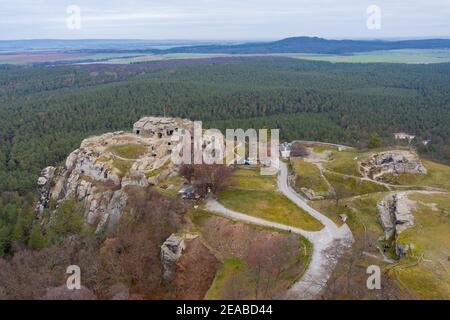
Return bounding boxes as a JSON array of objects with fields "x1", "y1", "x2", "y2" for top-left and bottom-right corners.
[
  {"x1": 0, "y1": 39, "x2": 230, "y2": 53},
  {"x1": 160, "y1": 36, "x2": 450, "y2": 54},
  {"x1": 2, "y1": 37, "x2": 450, "y2": 55}
]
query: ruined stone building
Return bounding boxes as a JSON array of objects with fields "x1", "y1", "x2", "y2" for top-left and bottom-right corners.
[{"x1": 133, "y1": 116, "x2": 193, "y2": 138}]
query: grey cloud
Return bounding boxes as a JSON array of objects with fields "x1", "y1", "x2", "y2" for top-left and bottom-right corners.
[{"x1": 0, "y1": 0, "x2": 449, "y2": 40}]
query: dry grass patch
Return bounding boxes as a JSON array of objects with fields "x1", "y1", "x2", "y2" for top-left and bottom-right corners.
[
  {"x1": 391, "y1": 192, "x2": 450, "y2": 299},
  {"x1": 107, "y1": 143, "x2": 148, "y2": 159},
  {"x1": 188, "y1": 211, "x2": 312, "y2": 300},
  {"x1": 291, "y1": 158, "x2": 329, "y2": 193},
  {"x1": 325, "y1": 171, "x2": 388, "y2": 197},
  {"x1": 324, "y1": 149, "x2": 362, "y2": 177}
]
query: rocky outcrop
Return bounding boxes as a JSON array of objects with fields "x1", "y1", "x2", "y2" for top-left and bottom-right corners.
[
  {"x1": 300, "y1": 187, "x2": 326, "y2": 200},
  {"x1": 377, "y1": 193, "x2": 415, "y2": 240},
  {"x1": 34, "y1": 128, "x2": 182, "y2": 233},
  {"x1": 161, "y1": 234, "x2": 186, "y2": 281},
  {"x1": 35, "y1": 166, "x2": 56, "y2": 215},
  {"x1": 360, "y1": 150, "x2": 427, "y2": 180},
  {"x1": 377, "y1": 192, "x2": 416, "y2": 257}
]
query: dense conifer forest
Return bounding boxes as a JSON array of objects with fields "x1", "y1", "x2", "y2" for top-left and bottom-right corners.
[{"x1": 0, "y1": 57, "x2": 449, "y2": 195}]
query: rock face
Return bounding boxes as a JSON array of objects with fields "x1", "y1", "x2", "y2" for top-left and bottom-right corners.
[
  {"x1": 377, "y1": 192, "x2": 416, "y2": 257},
  {"x1": 360, "y1": 150, "x2": 427, "y2": 180},
  {"x1": 34, "y1": 118, "x2": 193, "y2": 233},
  {"x1": 161, "y1": 234, "x2": 186, "y2": 281},
  {"x1": 133, "y1": 116, "x2": 194, "y2": 137},
  {"x1": 377, "y1": 193, "x2": 415, "y2": 240},
  {"x1": 35, "y1": 166, "x2": 56, "y2": 215}
]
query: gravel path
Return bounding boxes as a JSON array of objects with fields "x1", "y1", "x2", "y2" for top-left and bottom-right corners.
[{"x1": 205, "y1": 162, "x2": 353, "y2": 299}]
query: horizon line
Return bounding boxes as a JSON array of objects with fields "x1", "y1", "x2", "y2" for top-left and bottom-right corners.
[{"x1": 2, "y1": 35, "x2": 450, "y2": 42}]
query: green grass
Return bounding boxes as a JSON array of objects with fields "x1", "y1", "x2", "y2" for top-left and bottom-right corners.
[
  {"x1": 381, "y1": 173, "x2": 426, "y2": 186},
  {"x1": 312, "y1": 145, "x2": 336, "y2": 153},
  {"x1": 219, "y1": 165, "x2": 323, "y2": 230},
  {"x1": 146, "y1": 160, "x2": 169, "y2": 178},
  {"x1": 391, "y1": 192, "x2": 450, "y2": 299},
  {"x1": 324, "y1": 171, "x2": 388, "y2": 197},
  {"x1": 293, "y1": 236, "x2": 314, "y2": 283},
  {"x1": 324, "y1": 149, "x2": 362, "y2": 177},
  {"x1": 111, "y1": 158, "x2": 133, "y2": 177},
  {"x1": 107, "y1": 143, "x2": 148, "y2": 159},
  {"x1": 218, "y1": 190, "x2": 323, "y2": 231},
  {"x1": 205, "y1": 256, "x2": 244, "y2": 300},
  {"x1": 291, "y1": 158, "x2": 329, "y2": 193},
  {"x1": 233, "y1": 167, "x2": 260, "y2": 176},
  {"x1": 226, "y1": 165, "x2": 277, "y2": 191},
  {"x1": 153, "y1": 175, "x2": 185, "y2": 197},
  {"x1": 228, "y1": 175, "x2": 276, "y2": 191},
  {"x1": 187, "y1": 209, "x2": 215, "y2": 230},
  {"x1": 311, "y1": 192, "x2": 387, "y2": 234},
  {"x1": 280, "y1": 49, "x2": 450, "y2": 64}
]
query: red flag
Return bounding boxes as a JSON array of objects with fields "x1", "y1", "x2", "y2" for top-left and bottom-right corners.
[{"x1": 163, "y1": 105, "x2": 168, "y2": 114}]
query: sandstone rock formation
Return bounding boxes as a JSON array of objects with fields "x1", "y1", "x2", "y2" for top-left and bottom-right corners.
[
  {"x1": 160, "y1": 234, "x2": 186, "y2": 281},
  {"x1": 41, "y1": 285, "x2": 97, "y2": 300},
  {"x1": 360, "y1": 150, "x2": 427, "y2": 180},
  {"x1": 34, "y1": 117, "x2": 193, "y2": 233},
  {"x1": 377, "y1": 193, "x2": 415, "y2": 240},
  {"x1": 35, "y1": 166, "x2": 56, "y2": 215},
  {"x1": 377, "y1": 192, "x2": 416, "y2": 257}
]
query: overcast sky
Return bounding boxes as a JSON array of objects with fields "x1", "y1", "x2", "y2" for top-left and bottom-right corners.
[{"x1": 0, "y1": 0, "x2": 449, "y2": 40}]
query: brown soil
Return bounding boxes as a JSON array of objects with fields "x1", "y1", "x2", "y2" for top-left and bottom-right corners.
[
  {"x1": 199, "y1": 215, "x2": 297, "y2": 257},
  {"x1": 170, "y1": 238, "x2": 219, "y2": 300},
  {"x1": 193, "y1": 214, "x2": 306, "y2": 299}
]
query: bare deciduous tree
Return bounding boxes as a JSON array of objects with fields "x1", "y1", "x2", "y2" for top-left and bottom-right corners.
[{"x1": 290, "y1": 143, "x2": 310, "y2": 157}]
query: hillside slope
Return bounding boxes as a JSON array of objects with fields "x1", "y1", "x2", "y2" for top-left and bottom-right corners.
[{"x1": 161, "y1": 37, "x2": 450, "y2": 54}]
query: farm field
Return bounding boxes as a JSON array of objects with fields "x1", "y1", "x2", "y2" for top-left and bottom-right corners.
[
  {"x1": 0, "y1": 52, "x2": 146, "y2": 65},
  {"x1": 95, "y1": 53, "x2": 234, "y2": 64},
  {"x1": 281, "y1": 49, "x2": 450, "y2": 64},
  {"x1": 5, "y1": 49, "x2": 450, "y2": 65}
]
